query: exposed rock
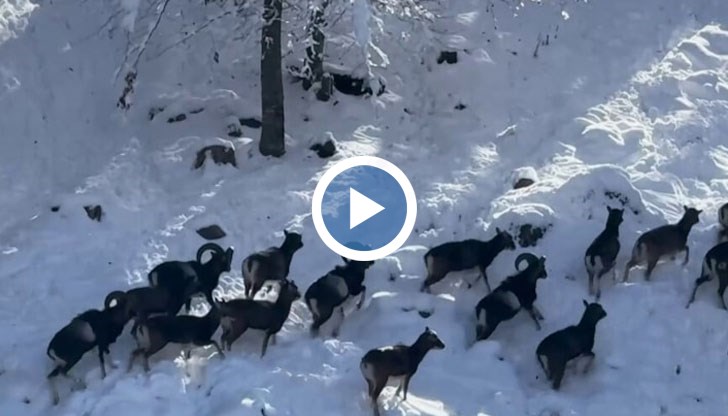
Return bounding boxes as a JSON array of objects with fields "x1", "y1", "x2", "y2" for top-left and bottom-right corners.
[
  {"x1": 239, "y1": 117, "x2": 262, "y2": 128},
  {"x1": 193, "y1": 144, "x2": 237, "y2": 169},
  {"x1": 196, "y1": 224, "x2": 227, "y2": 240},
  {"x1": 418, "y1": 309, "x2": 433, "y2": 319},
  {"x1": 604, "y1": 190, "x2": 640, "y2": 215},
  {"x1": 167, "y1": 113, "x2": 187, "y2": 123},
  {"x1": 514, "y1": 178, "x2": 535, "y2": 189},
  {"x1": 437, "y1": 51, "x2": 458, "y2": 64},
  {"x1": 148, "y1": 106, "x2": 165, "y2": 120},
  {"x1": 227, "y1": 123, "x2": 242, "y2": 138},
  {"x1": 516, "y1": 223, "x2": 551, "y2": 247},
  {"x1": 83, "y1": 205, "x2": 103, "y2": 222},
  {"x1": 309, "y1": 139, "x2": 336, "y2": 158},
  {"x1": 454, "y1": 103, "x2": 467, "y2": 110},
  {"x1": 332, "y1": 73, "x2": 386, "y2": 96},
  {"x1": 50, "y1": 205, "x2": 60, "y2": 212}
]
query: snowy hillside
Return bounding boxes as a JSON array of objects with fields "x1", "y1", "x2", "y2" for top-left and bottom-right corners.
[{"x1": 2, "y1": 0, "x2": 728, "y2": 415}]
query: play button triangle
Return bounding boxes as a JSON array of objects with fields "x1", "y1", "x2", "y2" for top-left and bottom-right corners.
[{"x1": 350, "y1": 187, "x2": 385, "y2": 229}]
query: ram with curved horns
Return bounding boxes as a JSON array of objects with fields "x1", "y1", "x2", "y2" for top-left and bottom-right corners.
[
  {"x1": 47, "y1": 291, "x2": 130, "y2": 405},
  {"x1": 147, "y1": 242, "x2": 234, "y2": 312},
  {"x1": 473, "y1": 252, "x2": 548, "y2": 343}
]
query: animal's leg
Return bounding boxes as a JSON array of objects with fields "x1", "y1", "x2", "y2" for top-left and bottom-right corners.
[
  {"x1": 719, "y1": 280, "x2": 728, "y2": 311},
  {"x1": 127, "y1": 348, "x2": 144, "y2": 372},
  {"x1": 595, "y1": 266, "x2": 611, "y2": 300},
  {"x1": 644, "y1": 257, "x2": 658, "y2": 281},
  {"x1": 550, "y1": 359, "x2": 566, "y2": 390},
  {"x1": 402, "y1": 375, "x2": 411, "y2": 400},
  {"x1": 622, "y1": 258, "x2": 637, "y2": 282},
  {"x1": 105, "y1": 350, "x2": 118, "y2": 369},
  {"x1": 197, "y1": 340, "x2": 226, "y2": 359},
  {"x1": 244, "y1": 281, "x2": 251, "y2": 299},
  {"x1": 686, "y1": 275, "x2": 711, "y2": 308},
  {"x1": 357, "y1": 286, "x2": 366, "y2": 310},
  {"x1": 365, "y1": 379, "x2": 374, "y2": 397},
  {"x1": 420, "y1": 270, "x2": 445, "y2": 293},
  {"x1": 475, "y1": 323, "x2": 497, "y2": 342},
  {"x1": 581, "y1": 352, "x2": 596, "y2": 374},
  {"x1": 482, "y1": 269, "x2": 492, "y2": 293},
  {"x1": 536, "y1": 354, "x2": 550, "y2": 379},
  {"x1": 47, "y1": 364, "x2": 74, "y2": 405},
  {"x1": 526, "y1": 306, "x2": 542, "y2": 330},
  {"x1": 261, "y1": 332, "x2": 272, "y2": 358},
  {"x1": 97, "y1": 346, "x2": 107, "y2": 379},
  {"x1": 310, "y1": 306, "x2": 334, "y2": 337},
  {"x1": 532, "y1": 304, "x2": 545, "y2": 321},
  {"x1": 332, "y1": 307, "x2": 345, "y2": 338},
  {"x1": 370, "y1": 379, "x2": 386, "y2": 416},
  {"x1": 587, "y1": 269, "x2": 594, "y2": 296},
  {"x1": 394, "y1": 377, "x2": 404, "y2": 397}
]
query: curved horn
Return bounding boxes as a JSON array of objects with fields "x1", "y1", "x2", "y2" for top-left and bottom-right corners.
[
  {"x1": 196, "y1": 243, "x2": 224, "y2": 263},
  {"x1": 104, "y1": 290, "x2": 127, "y2": 309},
  {"x1": 515, "y1": 253, "x2": 539, "y2": 271}
]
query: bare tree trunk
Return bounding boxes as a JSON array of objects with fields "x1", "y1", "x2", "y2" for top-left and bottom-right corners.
[
  {"x1": 259, "y1": 0, "x2": 285, "y2": 157},
  {"x1": 302, "y1": 0, "x2": 332, "y2": 101}
]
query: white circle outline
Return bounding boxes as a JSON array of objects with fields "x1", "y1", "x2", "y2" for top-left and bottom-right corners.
[{"x1": 311, "y1": 156, "x2": 417, "y2": 261}]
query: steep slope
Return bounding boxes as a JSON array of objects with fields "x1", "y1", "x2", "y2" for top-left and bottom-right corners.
[{"x1": 1, "y1": 0, "x2": 728, "y2": 415}]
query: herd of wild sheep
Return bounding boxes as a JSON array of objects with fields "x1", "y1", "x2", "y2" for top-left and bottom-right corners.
[{"x1": 46, "y1": 202, "x2": 728, "y2": 415}]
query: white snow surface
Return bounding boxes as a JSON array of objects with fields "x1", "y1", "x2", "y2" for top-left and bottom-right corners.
[{"x1": 1, "y1": 0, "x2": 728, "y2": 415}]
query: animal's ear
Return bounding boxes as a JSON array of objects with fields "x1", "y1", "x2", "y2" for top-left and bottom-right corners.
[
  {"x1": 583, "y1": 299, "x2": 589, "y2": 308},
  {"x1": 341, "y1": 256, "x2": 351, "y2": 264},
  {"x1": 698, "y1": 209, "x2": 703, "y2": 213},
  {"x1": 284, "y1": 229, "x2": 290, "y2": 236},
  {"x1": 496, "y1": 227, "x2": 501, "y2": 233},
  {"x1": 683, "y1": 205, "x2": 688, "y2": 212},
  {"x1": 425, "y1": 326, "x2": 430, "y2": 332}
]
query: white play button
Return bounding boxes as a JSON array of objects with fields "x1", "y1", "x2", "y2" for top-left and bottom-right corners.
[{"x1": 349, "y1": 187, "x2": 385, "y2": 229}]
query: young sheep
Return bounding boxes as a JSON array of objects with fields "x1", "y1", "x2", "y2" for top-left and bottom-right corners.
[
  {"x1": 242, "y1": 230, "x2": 304, "y2": 299},
  {"x1": 686, "y1": 241, "x2": 728, "y2": 309},
  {"x1": 360, "y1": 327, "x2": 445, "y2": 416},
  {"x1": 421, "y1": 228, "x2": 516, "y2": 293},
  {"x1": 584, "y1": 207, "x2": 624, "y2": 299},
  {"x1": 719, "y1": 203, "x2": 728, "y2": 243},
  {"x1": 218, "y1": 279, "x2": 301, "y2": 357},
  {"x1": 536, "y1": 300, "x2": 607, "y2": 390},
  {"x1": 46, "y1": 291, "x2": 129, "y2": 405},
  {"x1": 623, "y1": 205, "x2": 702, "y2": 282},
  {"x1": 148, "y1": 242, "x2": 234, "y2": 310},
  {"x1": 127, "y1": 303, "x2": 224, "y2": 372},
  {"x1": 474, "y1": 253, "x2": 548, "y2": 342},
  {"x1": 305, "y1": 257, "x2": 375, "y2": 337}
]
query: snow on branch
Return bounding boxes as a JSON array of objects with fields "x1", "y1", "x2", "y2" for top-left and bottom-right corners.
[{"x1": 116, "y1": 0, "x2": 171, "y2": 110}]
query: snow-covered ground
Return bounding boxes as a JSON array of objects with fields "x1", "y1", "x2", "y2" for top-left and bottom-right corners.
[{"x1": 2, "y1": 0, "x2": 728, "y2": 415}]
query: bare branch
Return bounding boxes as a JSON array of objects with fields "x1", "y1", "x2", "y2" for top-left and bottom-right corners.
[
  {"x1": 149, "y1": 5, "x2": 255, "y2": 60},
  {"x1": 131, "y1": 0, "x2": 172, "y2": 69}
]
